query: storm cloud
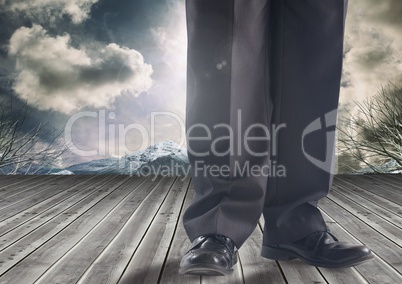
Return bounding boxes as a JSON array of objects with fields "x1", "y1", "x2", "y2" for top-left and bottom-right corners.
[
  {"x1": 0, "y1": 0, "x2": 98, "y2": 24},
  {"x1": 8, "y1": 25, "x2": 153, "y2": 114},
  {"x1": 341, "y1": 0, "x2": 402, "y2": 105},
  {"x1": 0, "y1": 0, "x2": 401, "y2": 166}
]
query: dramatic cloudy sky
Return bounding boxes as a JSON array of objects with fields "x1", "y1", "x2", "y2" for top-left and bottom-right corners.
[
  {"x1": 0, "y1": 0, "x2": 401, "y2": 165},
  {"x1": 342, "y1": 0, "x2": 402, "y2": 104},
  {"x1": 0, "y1": 0, "x2": 187, "y2": 164}
]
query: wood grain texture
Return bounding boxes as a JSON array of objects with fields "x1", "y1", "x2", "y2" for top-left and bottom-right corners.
[
  {"x1": 158, "y1": 178, "x2": 202, "y2": 284},
  {"x1": 0, "y1": 174, "x2": 399, "y2": 283}
]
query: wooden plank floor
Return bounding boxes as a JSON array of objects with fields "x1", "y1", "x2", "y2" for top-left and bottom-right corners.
[{"x1": 0, "y1": 174, "x2": 401, "y2": 283}]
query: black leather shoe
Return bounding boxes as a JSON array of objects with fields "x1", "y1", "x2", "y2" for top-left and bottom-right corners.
[
  {"x1": 261, "y1": 230, "x2": 374, "y2": 268},
  {"x1": 179, "y1": 235, "x2": 238, "y2": 276}
]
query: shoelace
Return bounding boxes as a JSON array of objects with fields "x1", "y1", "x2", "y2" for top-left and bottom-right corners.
[
  {"x1": 188, "y1": 235, "x2": 237, "y2": 255},
  {"x1": 324, "y1": 228, "x2": 339, "y2": 242},
  {"x1": 313, "y1": 229, "x2": 340, "y2": 253},
  {"x1": 214, "y1": 235, "x2": 238, "y2": 253}
]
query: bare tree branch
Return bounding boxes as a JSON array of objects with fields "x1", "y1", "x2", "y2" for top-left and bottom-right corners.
[
  {"x1": 337, "y1": 83, "x2": 402, "y2": 173},
  {"x1": 0, "y1": 102, "x2": 70, "y2": 175}
]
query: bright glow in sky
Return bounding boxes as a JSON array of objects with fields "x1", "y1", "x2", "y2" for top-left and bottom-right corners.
[{"x1": 1, "y1": 0, "x2": 401, "y2": 165}]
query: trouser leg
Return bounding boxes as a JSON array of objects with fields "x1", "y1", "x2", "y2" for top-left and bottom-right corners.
[
  {"x1": 183, "y1": 0, "x2": 271, "y2": 248},
  {"x1": 262, "y1": 0, "x2": 348, "y2": 245}
]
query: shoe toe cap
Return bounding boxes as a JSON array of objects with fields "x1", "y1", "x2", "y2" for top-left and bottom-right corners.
[
  {"x1": 319, "y1": 243, "x2": 374, "y2": 265},
  {"x1": 181, "y1": 249, "x2": 231, "y2": 268}
]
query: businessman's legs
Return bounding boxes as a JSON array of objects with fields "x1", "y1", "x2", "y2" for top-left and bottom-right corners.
[
  {"x1": 183, "y1": 0, "x2": 272, "y2": 248},
  {"x1": 180, "y1": 0, "x2": 272, "y2": 275},
  {"x1": 180, "y1": 0, "x2": 373, "y2": 276},
  {"x1": 262, "y1": 0, "x2": 347, "y2": 246}
]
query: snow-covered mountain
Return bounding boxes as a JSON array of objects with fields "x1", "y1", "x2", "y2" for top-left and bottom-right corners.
[
  {"x1": 64, "y1": 141, "x2": 190, "y2": 175},
  {"x1": 353, "y1": 159, "x2": 402, "y2": 174}
]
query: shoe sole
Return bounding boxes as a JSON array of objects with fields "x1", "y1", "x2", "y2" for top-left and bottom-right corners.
[
  {"x1": 261, "y1": 245, "x2": 375, "y2": 268},
  {"x1": 179, "y1": 263, "x2": 234, "y2": 276}
]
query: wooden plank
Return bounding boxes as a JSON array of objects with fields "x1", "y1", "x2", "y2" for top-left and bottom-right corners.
[
  {"x1": 202, "y1": 254, "x2": 243, "y2": 283},
  {"x1": 388, "y1": 174, "x2": 402, "y2": 182},
  {"x1": 278, "y1": 259, "x2": 327, "y2": 284},
  {"x1": 257, "y1": 218, "x2": 328, "y2": 284},
  {"x1": 337, "y1": 175, "x2": 402, "y2": 203},
  {"x1": 201, "y1": 268, "x2": 243, "y2": 284},
  {"x1": 332, "y1": 183, "x2": 402, "y2": 230},
  {"x1": 0, "y1": 175, "x2": 36, "y2": 183},
  {"x1": 276, "y1": 261, "x2": 326, "y2": 283},
  {"x1": 158, "y1": 179, "x2": 201, "y2": 284},
  {"x1": 0, "y1": 175, "x2": 136, "y2": 280},
  {"x1": 117, "y1": 176, "x2": 191, "y2": 284},
  {"x1": 315, "y1": 215, "x2": 369, "y2": 284},
  {"x1": 319, "y1": 197, "x2": 402, "y2": 274},
  {"x1": 260, "y1": 200, "x2": 390, "y2": 284},
  {"x1": 368, "y1": 174, "x2": 402, "y2": 190},
  {"x1": 327, "y1": 190, "x2": 402, "y2": 247},
  {"x1": 34, "y1": 176, "x2": 175, "y2": 284},
  {"x1": 0, "y1": 175, "x2": 101, "y2": 233},
  {"x1": 362, "y1": 173, "x2": 402, "y2": 182},
  {"x1": 320, "y1": 211, "x2": 402, "y2": 284},
  {"x1": 0, "y1": 176, "x2": 91, "y2": 223},
  {"x1": 0, "y1": 175, "x2": 61, "y2": 207},
  {"x1": 0, "y1": 174, "x2": 400, "y2": 283},
  {"x1": 159, "y1": 179, "x2": 236, "y2": 284},
  {"x1": 335, "y1": 176, "x2": 402, "y2": 214},
  {"x1": 75, "y1": 176, "x2": 179, "y2": 284},
  {"x1": 0, "y1": 176, "x2": 40, "y2": 192},
  {"x1": 333, "y1": 179, "x2": 402, "y2": 217},
  {"x1": 318, "y1": 266, "x2": 369, "y2": 284},
  {"x1": 238, "y1": 226, "x2": 285, "y2": 284},
  {"x1": 0, "y1": 175, "x2": 113, "y2": 249},
  {"x1": 0, "y1": 176, "x2": 21, "y2": 182}
]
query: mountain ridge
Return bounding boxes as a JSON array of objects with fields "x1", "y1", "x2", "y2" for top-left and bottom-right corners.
[{"x1": 63, "y1": 140, "x2": 189, "y2": 175}]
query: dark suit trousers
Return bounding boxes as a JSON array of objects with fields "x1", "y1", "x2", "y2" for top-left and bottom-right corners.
[{"x1": 183, "y1": 0, "x2": 348, "y2": 247}]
